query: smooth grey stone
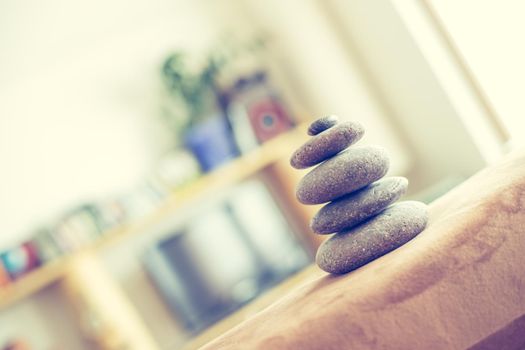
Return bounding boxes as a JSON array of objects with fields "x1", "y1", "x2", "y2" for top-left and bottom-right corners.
[
  {"x1": 316, "y1": 201, "x2": 428, "y2": 274},
  {"x1": 290, "y1": 120, "x2": 364, "y2": 169},
  {"x1": 311, "y1": 177, "x2": 408, "y2": 234},
  {"x1": 307, "y1": 115, "x2": 339, "y2": 136},
  {"x1": 296, "y1": 146, "x2": 389, "y2": 204}
]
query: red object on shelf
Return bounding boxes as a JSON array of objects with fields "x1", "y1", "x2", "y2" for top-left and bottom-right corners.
[
  {"x1": 0, "y1": 242, "x2": 41, "y2": 280},
  {"x1": 0, "y1": 261, "x2": 10, "y2": 287},
  {"x1": 22, "y1": 242, "x2": 41, "y2": 270},
  {"x1": 247, "y1": 98, "x2": 294, "y2": 143}
]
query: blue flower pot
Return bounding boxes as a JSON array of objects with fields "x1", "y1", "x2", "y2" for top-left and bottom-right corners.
[{"x1": 184, "y1": 115, "x2": 239, "y2": 172}]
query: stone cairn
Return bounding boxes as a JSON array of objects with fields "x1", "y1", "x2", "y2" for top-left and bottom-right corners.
[{"x1": 290, "y1": 116, "x2": 429, "y2": 274}]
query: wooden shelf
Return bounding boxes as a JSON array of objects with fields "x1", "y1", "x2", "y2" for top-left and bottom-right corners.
[
  {"x1": 0, "y1": 258, "x2": 72, "y2": 308},
  {"x1": 0, "y1": 125, "x2": 308, "y2": 310}
]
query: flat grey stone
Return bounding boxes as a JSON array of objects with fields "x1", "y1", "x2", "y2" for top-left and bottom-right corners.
[
  {"x1": 316, "y1": 201, "x2": 428, "y2": 274},
  {"x1": 290, "y1": 120, "x2": 364, "y2": 169},
  {"x1": 296, "y1": 145, "x2": 390, "y2": 204},
  {"x1": 311, "y1": 177, "x2": 408, "y2": 234},
  {"x1": 307, "y1": 115, "x2": 339, "y2": 136}
]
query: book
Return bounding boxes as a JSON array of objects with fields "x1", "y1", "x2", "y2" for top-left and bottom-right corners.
[
  {"x1": 227, "y1": 102, "x2": 259, "y2": 154},
  {"x1": 0, "y1": 260, "x2": 10, "y2": 287},
  {"x1": 52, "y1": 220, "x2": 82, "y2": 252},
  {"x1": 91, "y1": 199, "x2": 127, "y2": 233},
  {"x1": 31, "y1": 228, "x2": 63, "y2": 264},
  {"x1": 0, "y1": 242, "x2": 40, "y2": 280},
  {"x1": 61, "y1": 205, "x2": 103, "y2": 244}
]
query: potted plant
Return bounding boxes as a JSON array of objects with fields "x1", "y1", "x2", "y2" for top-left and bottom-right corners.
[
  {"x1": 160, "y1": 37, "x2": 268, "y2": 172},
  {"x1": 161, "y1": 51, "x2": 238, "y2": 173}
]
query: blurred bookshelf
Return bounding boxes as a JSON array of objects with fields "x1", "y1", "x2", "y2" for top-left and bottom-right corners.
[{"x1": 0, "y1": 123, "x2": 310, "y2": 312}]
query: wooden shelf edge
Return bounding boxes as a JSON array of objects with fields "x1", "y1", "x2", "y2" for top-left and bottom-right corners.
[{"x1": 0, "y1": 258, "x2": 71, "y2": 309}]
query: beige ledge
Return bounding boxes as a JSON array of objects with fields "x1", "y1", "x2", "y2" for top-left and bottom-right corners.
[{"x1": 202, "y1": 149, "x2": 525, "y2": 350}]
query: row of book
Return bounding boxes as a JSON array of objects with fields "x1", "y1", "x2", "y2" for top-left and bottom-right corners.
[{"x1": 0, "y1": 181, "x2": 167, "y2": 287}]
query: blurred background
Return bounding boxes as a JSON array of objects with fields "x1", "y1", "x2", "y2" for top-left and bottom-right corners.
[{"x1": 1, "y1": 0, "x2": 524, "y2": 349}]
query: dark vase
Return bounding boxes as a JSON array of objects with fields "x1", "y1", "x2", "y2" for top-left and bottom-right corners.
[{"x1": 184, "y1": 115, "x2": 239, "y2": 172}]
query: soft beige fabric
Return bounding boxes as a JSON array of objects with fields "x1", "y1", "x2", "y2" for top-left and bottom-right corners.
[{"x1": 202, "y1": 150, "x2": 525, "y2": 350}]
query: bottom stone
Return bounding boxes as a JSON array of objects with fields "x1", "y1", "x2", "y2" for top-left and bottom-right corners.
[{"x1": 316, "y1": 201, "x2": 428, "y2": 274}]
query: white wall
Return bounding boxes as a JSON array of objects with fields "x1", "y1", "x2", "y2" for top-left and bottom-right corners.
[
  {"x1": 0, "y1": 0, "x2": 231, "y2": 249},
  {"x1": 428, "y1": 0, "x2": 525, "y2": 146}
]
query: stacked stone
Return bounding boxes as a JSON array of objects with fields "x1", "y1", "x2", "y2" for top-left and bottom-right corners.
[{"x1": 291, "y1": 116, "x2": 428, "y2": 274}]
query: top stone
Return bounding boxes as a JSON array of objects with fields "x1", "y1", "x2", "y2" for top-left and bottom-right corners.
[
  {"x1": 291, "y1": 120, "x2": 365, "y2": 169},
  {"x1": 307, "y1": 115, "x2": 339, "y2": 136}
]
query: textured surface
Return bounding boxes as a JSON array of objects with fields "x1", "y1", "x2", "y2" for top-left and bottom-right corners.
[
  {"x1": 202, "y1": 150, "x2": 525, "y2": 350},
  {"x1": 311, "y1": 176, "x2": 408, "y2": 234},
  {"x1": 291, "y1": 120, "x2": 364, "y2": 169},
  {"x1": 316, "y1": 201, "x2": 428, "y2": 274},
  {"x1": 307, "y1": 115, "x2": 339, "y2": 136},
  {"x1": 296, "y1": 146, "x2": 390, "y2": 204}
]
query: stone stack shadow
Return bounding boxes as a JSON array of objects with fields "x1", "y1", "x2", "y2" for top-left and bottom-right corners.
[{"x1": 291, "y1": 116, "x2": 428, "y2": 274}]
